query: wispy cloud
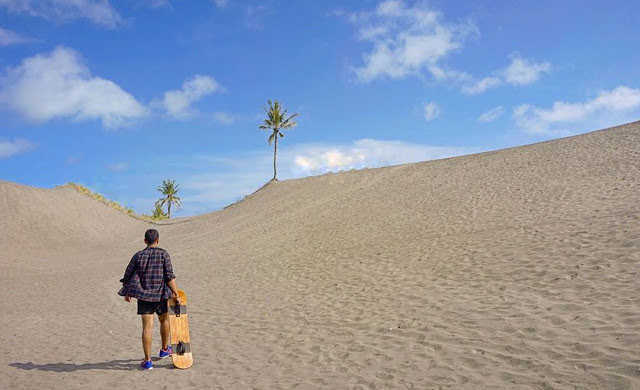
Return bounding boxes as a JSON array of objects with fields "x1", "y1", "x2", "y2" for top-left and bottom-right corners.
[
  {"x1": 107, "y1": 162, "x2": 129, "y2": 172},
  {"x1": 0, "y1": 138, "x2": 35, "y2": 158},
  {"x1": 423, "y1": 101, "x2": 440, "y2": 122},
  {"x1": 212, "y1": 0, "x2": 228, "y2": 8},
  {"x1": 245, "y1": 5, "x2": 270, "y2": 29},
  {"x1": 513, "y1": 86, "x2": 640, "y2": 135},
  {"x1": 145, "y1": 0, "x2": 171, "y2": 8},
  {"x1": 462, "y1": 76, "x2": 502, "y2": 95},
  {"x1": 213, "y1": 111, "x2": 235, "y2": 125},
  {"x1": 290, "y1": 139, "x2": 471, "y2": 174},
  {"x1": 0, "y1": 0, "x2": 123, "y2": 28},
  {"x1": 160, "y1": 75, "x2": 224, "y2": 119},
  {"x1": 146, "y1": 0, "x2": 227, "y2": 9},
  {"x1": 0, "y1": 26, "x2": 32, "y2": 46},
  {"x1": 0, "y1": 46, "x2": 147, "y2": 128},
  {"x1": 340, "y1": 2, "x2": 548, "y2": 95},
  {"x1": 176, "y1": 139, "x2": 476, "y2": 213},
  {"x1": 66, "y1": 155, "x2": 82, "y2": 165},
  {"x1": 462, "y1": 54, "x2": 550, "y2": 95},
  {"x1": 182, "y1": 170, "x2": 269, "y2": 213},
  {"x1": 344, "y1": 0, "x2": 477, "y2": 83},
  {"x1": 503, "y1": 54, "x2": 551, "y2": 85},
  {"x1": 478, "y1": 106, "x2": 504, "y2": 123}
]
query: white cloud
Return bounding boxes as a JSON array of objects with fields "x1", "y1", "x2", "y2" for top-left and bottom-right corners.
[
  {"x1": 513, "y1": 86, "x2": 640, "y2": 135},
  {"x1": 162, "y1": 75, "x2": 223, "y2": 119},
  {"x1": 107, "y1": 162, "x2": 128, "y2": 172},
  {"x1": 0, "y1": 0, "x2": 122, "y2": 28},
  {"x1": 289, "y1": 139, "x2": 472, "y2": 174},
  {"x1": 0, "y1": 138, "x2": 34, "y2": 158},
  {"x1": 348, "y1": 0, "x2": 476, "y2": 82},
  {"x1": 423, "y1": 101, "x2": 440, "y2": 122},
  {"x1": 343, "y1": 3, "x2": 549, "y2": 93},
  {"x1": 503, "y1": 54, "x2": 550, "y2": 85},
  {"x1": 462, "y1": 54, "x2": 550, "y2": 95},
  {"x1": 0, "y1": 27, "x2": 31, "y2": 46},
  {"x1": 462, "y1": 76, "x2": 502, "y2": 95},
  {"x1": 294, "y1": 150, "x2": 363, "y2": 171},
  {"x1": 212, "y1": 0, "x2": 228, "y2": 8},
  {"x1": 589, "y1": 86, "x2": 640, "y2": 111},
  {"x1": 213, "y1": 111, "x2": 235, "y2": 125},
  {"x1": 478, "y1": 106, "x2": 504, "y2": 123},
  {"x1": 0, "y1": 46, "x2": 147, "y2": 128}
]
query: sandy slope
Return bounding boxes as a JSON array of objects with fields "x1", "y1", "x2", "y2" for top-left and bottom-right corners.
[
  {"x1": 2, "y1": 121, "x2": 640, "y2": 389},
  {"x1": 0, "y1": 182, "x2": 147, "y2": 257}
]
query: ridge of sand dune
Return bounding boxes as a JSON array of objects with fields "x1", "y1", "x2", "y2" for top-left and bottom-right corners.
[
  {"x1": 0, "y1": 181, "x2": 147, "y2": 258},
  {"x1": 2, "y1": 121, "x2": 640, "y2": 389}
]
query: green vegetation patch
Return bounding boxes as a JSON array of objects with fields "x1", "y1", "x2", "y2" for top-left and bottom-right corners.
[{"x1": 64, "y1": 182, "x2": 164, "y2": 222}]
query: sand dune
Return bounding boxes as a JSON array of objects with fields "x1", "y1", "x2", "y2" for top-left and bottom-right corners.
[
  {"x1": 0, "y1": 182, "x2": 147, "y2": 257},
  {"x1": 2, "y1": 121, "x2": 640, "y2": 389}
]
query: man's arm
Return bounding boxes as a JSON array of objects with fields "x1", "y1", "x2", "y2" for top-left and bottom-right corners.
[
  {"x1": 167, "y1": 278, "x2": 178, "y2": 296},
  {"x1": 121, "y1": 254, "x2": 137, "y2": 284},
  {"x1": 121, "y1": 254, "x2": 137, "y2": 302},
  {"x1": 164, "y1": 251, "x2": 179, "y2": 301}
]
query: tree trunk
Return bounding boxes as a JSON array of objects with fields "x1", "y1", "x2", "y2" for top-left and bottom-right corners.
[
  {"x1": 273, "y1": 131, "x2": 278, "y2": 180},
  {"x1": 168, "y1": 202, "x2": 172, "y2": 219}
]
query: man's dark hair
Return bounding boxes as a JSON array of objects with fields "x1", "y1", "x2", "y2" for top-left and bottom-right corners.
[{"x1": 145, "y1": 229, "x2": 159, "y2": 245}]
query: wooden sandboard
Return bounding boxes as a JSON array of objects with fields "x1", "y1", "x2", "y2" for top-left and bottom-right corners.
[{"x1": 168, "y1": 289, "x2": 193, "y2": 369}]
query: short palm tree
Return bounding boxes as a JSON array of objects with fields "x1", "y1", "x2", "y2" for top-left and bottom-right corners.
[
  {"x1": 156, "y1": 179, "x2": 182, "y2": 219},
  {"x1": 151, "y1": 203, "x2": 167, "y2": 220},
  {"x1": 259, "y1": 100, "x2": 298, "y2": 181}
]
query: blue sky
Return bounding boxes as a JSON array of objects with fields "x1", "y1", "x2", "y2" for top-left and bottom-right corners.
[{"x1": 1, "y1": 0, "x2": 639, "y2": 216}]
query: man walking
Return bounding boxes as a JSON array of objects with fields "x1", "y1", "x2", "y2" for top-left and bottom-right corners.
[{"x1": 119, "y1": 229, "x2": 179, "y2": 370}]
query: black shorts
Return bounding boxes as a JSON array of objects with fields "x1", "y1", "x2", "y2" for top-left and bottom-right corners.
[{"x1": 137, "y1": 299, "x2": 168, "y2": 315}]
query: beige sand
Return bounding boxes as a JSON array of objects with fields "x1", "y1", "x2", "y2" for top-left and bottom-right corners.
[{"x1": 1, "y1": 121, "x2": 640, "y2": 389}]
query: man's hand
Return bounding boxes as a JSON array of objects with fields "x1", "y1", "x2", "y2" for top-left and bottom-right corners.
[
  {"x1": 124, "y1": 296, "x2": 132, "y2": 302},
  {"x1": 167, "y1": 278, "x2": 180, "y2": 304}
]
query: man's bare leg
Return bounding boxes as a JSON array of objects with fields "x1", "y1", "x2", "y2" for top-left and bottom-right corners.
[
  {"x1": 159, "y1": 312, "x2": 170, "y2": 350},
  {"x1": 141, "y1": 314, "x2": 154, "y2": 361}
]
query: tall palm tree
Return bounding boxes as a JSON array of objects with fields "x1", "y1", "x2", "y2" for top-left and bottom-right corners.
[
  {"x1": 259, "y1": 100, "x2": 298, "y2": 181},
  {"x1": 156, "y1": 179, "x2": 182, "y2": 219}
]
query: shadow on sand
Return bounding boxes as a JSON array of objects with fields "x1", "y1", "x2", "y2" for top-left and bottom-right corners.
[{"x1": 10, "y1": 358, "x2": 172, "y2": 372}]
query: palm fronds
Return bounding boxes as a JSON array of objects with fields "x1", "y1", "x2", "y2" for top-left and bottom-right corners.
[
  {"x1": 259, "y1": 100, "x2": 299, "y2": 180},
  {"x1": 156, "y1": 179, "x2": 182, "y2": 218}
]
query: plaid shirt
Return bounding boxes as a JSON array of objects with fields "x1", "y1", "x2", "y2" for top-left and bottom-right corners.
[{"x1": 118, "y1": 247, "x2": 175, "y2": 302}]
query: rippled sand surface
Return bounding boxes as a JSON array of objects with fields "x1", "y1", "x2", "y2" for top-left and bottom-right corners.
[{"x1": 2, "y1": 121, "x2": 640, "y2": 389}]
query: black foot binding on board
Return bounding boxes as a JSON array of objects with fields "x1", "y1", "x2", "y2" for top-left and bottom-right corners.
[{"x1": 174, "y1": 341, "x2": 190, "y2": 355}]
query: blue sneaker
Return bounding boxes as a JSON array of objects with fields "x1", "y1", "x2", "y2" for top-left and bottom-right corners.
[
  {"x1": 140, "y1": 360, "x2": 153, "y2": 370},
  {"x1": 159, "y1": 346, "x2": 172, "y2": 359}
]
